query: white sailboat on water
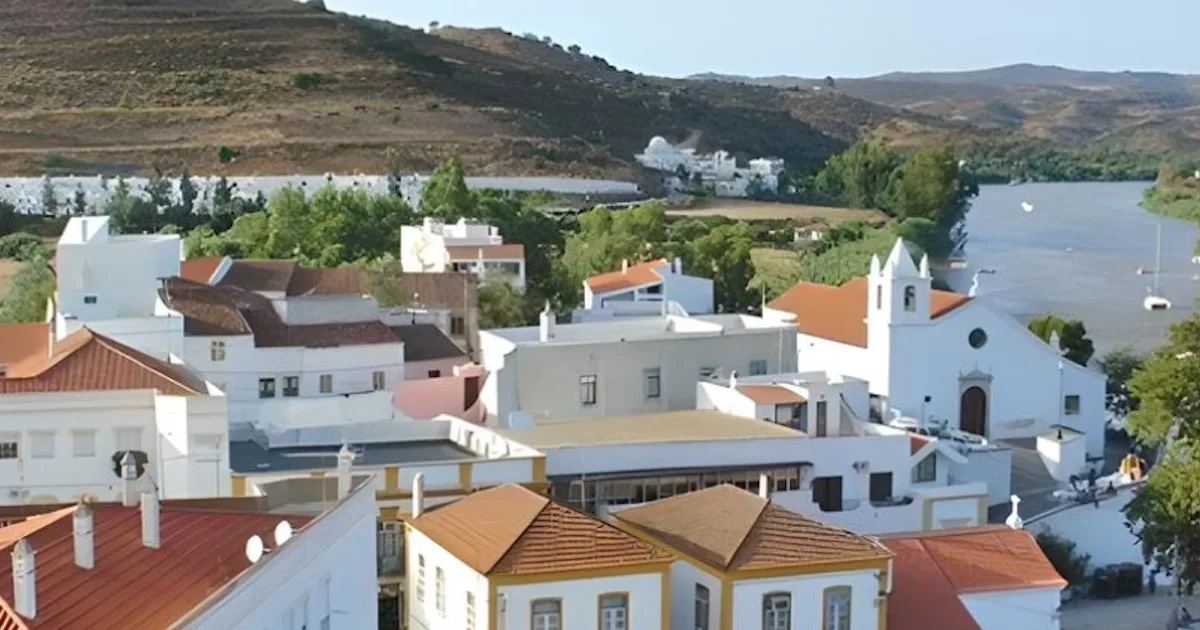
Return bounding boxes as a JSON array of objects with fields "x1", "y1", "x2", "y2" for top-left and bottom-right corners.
[{"x1": 1144, "y1": 221, "x2": 1172, "y2": 311}]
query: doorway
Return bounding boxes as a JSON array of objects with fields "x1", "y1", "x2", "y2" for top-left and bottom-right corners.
[{"x1": 959, "y1": 386, "x2": 988, "y2": 436}]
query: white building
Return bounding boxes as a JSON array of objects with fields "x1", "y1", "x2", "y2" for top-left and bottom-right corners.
[
  {"x1": 611, "y1": 484, "x2": 894, "y2": 630},
  {"x1": 0, "y1": 477, "x2": 378, "y2": 629},
  {"x1": 479, "y1": 309, "x2": 798, "y2": 424},
  {"x1": 634, "y1": 136, "x2": 784, "y2": 198},
  {"x1": 764, "y1": 239, "x2": 1106, "y2": 460},
  {"x1": 0, "y1": 323, "x2": 231, "y2": 504},
  {"x1": 400, "y1": 218, "x2": 526, "y2": 287},
  {"x1": 406, "y1": 483, "x2": 672, "y2": 630},
  {"x1": 884, "y1": 526, "x2": 1067, "y2": 630},
  {"x1": 577, "y1": 257, "x2": 714, "y2": 320}
]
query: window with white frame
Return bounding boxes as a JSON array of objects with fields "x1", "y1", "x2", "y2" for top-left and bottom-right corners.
[
  {"x1": 644, "y1": 367, "x2": 661, "y2": 399},
  {"x1": 115, "y1": 428, "x2": 142, "y2": 452},
  {"x1": 435, "y1": 566, "x2": 445, "y2": 616},
  {"x1": 913, "y1": 453, "x2": 937, "y2": 483},
  {"x1": 823, "y1": 586, "x2": 851, "y2": 630},
  {"x1": 531, "y1": 599, "x2": 561, "y2": 630},
  {"x1": 319, "y1": 374, "x2": 333, "y2": 394},
  {"x1": 30, "y1": 432, "x2": 54, "y2": 459},
  {"x1": 283, "y1": 375, "x2": 299, "y2": 397},
  {"x1": 763, "y1": 592, "x2": 791, "y2": 630},
  {"x1": 749, "y1": 359, "x2": 768, "y2": 376},
  {"x1": 373, "y1": 371, "x2": 386, "y2": 391},
  {"x1": 466, "y1": 592, "x2": 476, "y2": 630},
  {"x1": 73, "y1": 430, "x2": 96, "y2": 458},
  {"x1": 416, "y1": 554, "x2": 426, "y2": 604},
  {"x1": 579, "y1": 374, "x2": 597, "y2": 405},
  {"x1": 259, "y1": 377, "x2": 276, "y2": 399},
  {"x1": 600, "y1": 594, "x2": 627, "y2": 630},
  {"x1": 695, "y1": 584, "x2": 710, "y2": 630},
  {"x1": 210, "y1": 340, "x2": 226, "y2": 361},
  {"x1": 0, "y1": 433, "x2": 17, "y2": 459}
]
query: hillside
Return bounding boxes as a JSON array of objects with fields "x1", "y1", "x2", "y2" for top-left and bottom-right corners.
[{"x1": 692, "y1": 64, "x2": 1200, "y2": 153}]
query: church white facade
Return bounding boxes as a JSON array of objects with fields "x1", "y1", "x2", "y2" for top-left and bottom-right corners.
[{"x1": 764, "y1": 239, "x2": 1106, "y2": 459}]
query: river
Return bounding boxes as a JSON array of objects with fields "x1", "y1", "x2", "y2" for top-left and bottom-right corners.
[{"x1": 943, "y1": 182, "x2": 1199, "y2": 355}]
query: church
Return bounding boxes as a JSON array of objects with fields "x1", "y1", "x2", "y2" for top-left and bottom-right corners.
[{"x1": 764, "y1": 239, "x2": 1106, "y2": 459}]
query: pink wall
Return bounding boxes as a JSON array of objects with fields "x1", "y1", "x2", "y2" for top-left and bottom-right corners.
[
  {"x1": 394, "y1": 368, "x2": 487, "y2": 423},
  {"x1": 405, "y1": 357, "x2": 470, "y2": 380}
]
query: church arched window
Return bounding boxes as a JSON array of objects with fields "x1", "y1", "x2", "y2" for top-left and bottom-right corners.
[{"x1": 903, "y1": 286, "x2": 916, "y2": 312}]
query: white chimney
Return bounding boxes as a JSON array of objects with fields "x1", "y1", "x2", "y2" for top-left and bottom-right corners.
[
  {"x1": 621, "y1": 259, "x2": 628, "y2": 274},
  {"x1": 336, "y1": 443, "x2": 354, "y2": 500},
  {"x1": 12, "y1": 538, "x2": 35, "y2": 619},
  {"x1": 538, "y1": 302, "x2": 555, "y2": 342},
  {"x1": 141, "y1": 489, "x2": 160, "y2": 549},
  {"x1": 919, "y1": 254, "x2": 931, "y2": 279},
  {"x1": 1005, "y1": 495, "x2": 1024, "y2": 530},
  {"x1": 120, "y1": 452, "x2": 138, "y2": 508},
  {"x1": 758, "y1": 473, "x2": 770, "y2": 500},
  {"x1": 729, "y1": 370, "x2": 739, "y2": 391},
  {"x1": 73, "y1": 503, "x2": 94, "y2": 569},
  {"x1": 412, "y1": 473, "x2": 425, "y2": 519},
  {"x1": 673, "y1": 257, "x2": 682, "y2": 275}
]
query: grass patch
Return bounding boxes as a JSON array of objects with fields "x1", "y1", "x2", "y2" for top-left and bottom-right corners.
[
  {"x1": 1142, "y1": 183, "x2": 1200, "y2": 221},
  {"x1": 667, "y1": 198, "x2": 887, "y2": 225},
  {"x1": 42, "y1": 153, "x2": 139, "y2": 177},
  {"x1": 291, "y1": 72, "x2": 326, "y2": 90},
  {"x1": 0, "y1": 259, "x2": 20, "y2": 301},
  {"x1": 750, "y1": 247, "x2": 804, "y2": 300}
]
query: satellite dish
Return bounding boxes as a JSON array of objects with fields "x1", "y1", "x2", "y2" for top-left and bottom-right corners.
[
  {"x1": 245, "y1": 535, "x2": 265, "y2": 564},
  {"x1": 274, "y1": 520, "x2": 294, "y2": 547}
]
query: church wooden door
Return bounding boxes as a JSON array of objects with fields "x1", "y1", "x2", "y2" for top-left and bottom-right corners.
[{"x1": 959, "y1": 386, "x2": 988, "y2": 436}]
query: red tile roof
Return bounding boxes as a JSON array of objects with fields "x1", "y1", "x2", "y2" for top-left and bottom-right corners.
[
  {"x1": 767, "y1": 277, "x2": 970, "y2": 348},
  {"x1": 410, "y1": 484, "x2": 671, "y2": 577},
  {"x1": 737, "y1": 384, "x2": 806, "y2": 405},
  {"x1": 0, "y1": 503, "x2": 312, "y2": 630},
  {"x1": 585, "y1": 259, "x2": 669, "y2": 294},
  {"x1": 215, "y1": 260, "x2": 367, "y2": 297},
  {"x1": 885, "y1": 537, "x2": 981, "y2": 630},
  {"x1": 444, "y1": 244, "x2": 525, "y2": 261},
  {"x1": 0, "y1": 327, "x2": 208, "y2": 396},
  {"x1": 910, "y1": 435, "x2": 931, "y2": 455},
  {"x1": 883, "y1": 527, "x2": 1066, "y2": 594},
  {"x1": 0, "y1": 324, "x2": 49, "y2": 370},
  {"x1": 178, "y1": 256, "x2": 225, "y2": 284}
]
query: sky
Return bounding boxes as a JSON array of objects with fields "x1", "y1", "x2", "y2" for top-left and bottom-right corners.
[{"x1": 327, "y1": 0, "x2": 1197, "y2": 78}]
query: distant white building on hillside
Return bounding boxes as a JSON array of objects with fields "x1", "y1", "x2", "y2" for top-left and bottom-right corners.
[{"x1": 635, "y1": 136, "x2": 784, "y2": 197}]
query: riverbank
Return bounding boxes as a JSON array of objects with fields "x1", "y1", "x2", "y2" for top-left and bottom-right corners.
[{"x1": 1141, "y1": 183, "x2": 1200, "y2": 221}]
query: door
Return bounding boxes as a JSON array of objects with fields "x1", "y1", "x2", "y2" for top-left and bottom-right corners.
[
  {"x1": 463, "y1": 375, "x2": 480, "y2": 410},
  {"x1": 812, "y1": 476, "x2": 843, "y2": 512},
  {"x1": 960, "y1": 386, "x2": 988, "y2": 436},
  {"x1": 870, "y1": 472, "x2": 893, "y2": 504},
  {"x1": 815, "y1": 401, "x2": 828, "y2": 437}
]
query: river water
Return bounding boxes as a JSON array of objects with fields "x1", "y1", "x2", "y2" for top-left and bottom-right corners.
[{"x1": 943, "y1": 182, "x2": 1199, "y2": 355}]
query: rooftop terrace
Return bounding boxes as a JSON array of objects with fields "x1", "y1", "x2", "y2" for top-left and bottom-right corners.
[{"x1": 487, "y1": 313, "x2": 793, "y2": 345}]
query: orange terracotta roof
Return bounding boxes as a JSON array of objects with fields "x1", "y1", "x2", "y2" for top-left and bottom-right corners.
[
  {"x1": 910, "y1": 434, "x2": 931, "y2": 455},
  {"x1": 0, "y1": 503, "x2": 312, "y2": 630},
  {"x1": 409, "y1": 484, "x2": 671, "y2": 577},
  {"x1": 885, "y1": 537, "x2": 981, "y2": 630},
  {"x1": 444, "y1": 244, "x2": 525, "y2": 261},
  {"x1": 178, "y1": 256, "x2": 225, "y2": 284},
  {"x1": 883, "y1": 527, "x2": 1067, "y2": 594},
  {"x1": 0, "y1": 327, "x2": 208, "y2": 396},
  {"x1": 767, "y1": 277, "x2": 970, "y2": 348},
  {"x1": 0, "y1": 324, "x2": 49, "y2": 370},
  {"x1": 585, "y1": 258, "x2": 668, "y2": 294},
  {"x1": 737, "y1": 384, "x2": 806, "y2": 405},
  {"x1": 613, "y1": 485, "x2": 890, "y2": 573}
]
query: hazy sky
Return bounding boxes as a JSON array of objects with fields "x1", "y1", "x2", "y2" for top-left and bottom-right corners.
[{"x1": 327, "y1": 0, "x2": 1197, "y2": 78}]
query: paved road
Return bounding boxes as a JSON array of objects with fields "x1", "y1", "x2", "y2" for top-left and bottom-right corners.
[{"x1": 1062, "y1": 593, "x2": 1200, "y2": 629}]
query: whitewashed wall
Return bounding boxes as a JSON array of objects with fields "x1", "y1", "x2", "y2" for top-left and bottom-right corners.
[
  {"x1": 499, "y1": 571, "x2": 664, "y2": 630},
  {"x1": 731, "y1": 568, "x2": 882, "y2": 630},
  {"x1": 406, "y1": 527, "x2": 490, "y2": 630},
  {"x1": 960, "y1": 586, "x2": 1062, "y2": 630}
]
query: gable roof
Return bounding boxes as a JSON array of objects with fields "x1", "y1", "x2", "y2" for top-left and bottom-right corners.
[
  {"x1": 389, "y1": 324, "x2": 467, "y2": 362},
  {"x1": 612, "y1": 485, "x2": 890, "y2": 573},
  {"x1": 767, "y1": 277, "x2": 971, "y2": 348},
  {"x1": 0, "y1": 503, "x2": 312, "y2": 630},
  {"x1": 409, "y1": 484, "x2": 671, "y2": 577},
  {"x1": 882, "y1": 526, "x2": 1067, "y2": 594},
  {"x1": 0, "y1": 327, "x2": 208, "y2": 396},
  {"x1": 0, "y1": 323, "x2": 49, "y2": 370},
  {"x1": 217, "y1": 259, "x2": 297, "y2": 293},
  {"x1": 178, "y1": 256, "x2": 225, "y2": 284},
  {"x1": 284, "y1": 266, "x2": 365, "y2": 297},
  {"x1": 884, "y1": 537, "x2": 981, "y2": 630},
  {"x1": 215, "y1": 260, "x2": 367, "y2": 297},
  {"x1": 444, "y1": 244, "x2": 525, "y2": 261},
  {"x1": 585, "y1": 259, "x2": 669, "y2": 294}
]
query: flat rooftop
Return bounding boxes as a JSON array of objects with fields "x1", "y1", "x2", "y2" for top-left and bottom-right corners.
[
  {"x1": 496, "y1": 410, "x2": 802, "y2": 448},
  {"x1": 488, "y1": 313, "x2": 792, "y2": 345},
  {"x1": 230, "y1": 439, "x2": 475, "y2": 474}
]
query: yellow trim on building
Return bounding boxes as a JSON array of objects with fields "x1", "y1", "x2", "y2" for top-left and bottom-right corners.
[
  {"x1": 660, "y1": 564, "x2": 671, "y2": 630},
  {"x1": 531, "y1": 456, "x2": 547, "y2": 482},
  {"x1": 309, "y1": 471, "x2": 325, "y2": 478},
  {"x1": 458, "y1": 462, "x2": 473, "y2": 491},
  {"x1": 230, "y1": 475, "x2": 246, "y2": 497},
  {"x1": 720, "y1": 580, "x2": 733, "y2": 630},
  {"x1": 489, "y1": 562, "x2": 673, "y2": 586},
  {"x1": 384, "y1": 465, "x2": 399, "y2": 491},
  {"x1": 487, "y1": 581, "x2": 499, "y2": 630}
]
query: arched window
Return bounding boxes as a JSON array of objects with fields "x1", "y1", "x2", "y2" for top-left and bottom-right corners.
[
  {"x1": 903, "y1": 285, "x2": 916, "y2": 312},
  {"x1": 875, "y1": 285, "x2": 882, "y2": 310},
  {"x1": 763, "y1": 592, "x2": 791, "y2": 630},
  {"x1": 823, "y1": 586, "x2": 852, "y2": 630}
]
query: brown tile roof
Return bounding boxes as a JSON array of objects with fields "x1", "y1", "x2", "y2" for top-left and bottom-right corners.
[
  {"x1": 0, "y1": 324, "x2": 49, "y2": 370},
  {"x1": 162, "y1": 277, "x2": 252, "y2": 336},
  {"x1": 399, "y1": 272, "x2": 478, "y2": 311},
  {"x1": 0, "y1": 327, "x2": 208, "y2": 396},
  {"x1": 885, "y1": 537, "x2": 981, "y2": 630},
  {"x1": 585, "y1": 258, "x2": 668, "y2": 294},
  {"x1": 737, "y1": 384, "x2": 806, "y2": 405},
  {"x1": 216, "y1": 259, "x2": 367, "y2": 297},
  {"x1": 910, "y1": 434, "x2": 931, "y2": 455},
  {"x1": 882, "y1": 527, "x2": 1067, "y2": 595},
  {"x1": 444, "y1": 244, "x2": 525, "y2": 261},
  {"x1": 285, "y1": 266, "x2": 365, "y2": 297},
  {"x1": 613, "y1": 485, "x2": 890, "y2": 573},
  {"x1": 178, "y1": 256, "x2": 225, "y2": 284},
  {"x1": 767, "y1": 277, "x2": 971, "y2": 348},
  {"x1": 410, "y1": 484, "x2": 671, "y2": 577},
  {"x1": 0, "y1": 503, "x2": 312, "y2": 630},
  {"x1": 217, "y1": 259, "x2": 297, "y2": 293},
  {"x1": 389, "y1": 324, "x2": 466, "y2": 362}
]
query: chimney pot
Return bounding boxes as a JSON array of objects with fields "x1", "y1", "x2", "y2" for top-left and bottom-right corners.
[
  {"x1": 759, "y1": 473, "x2": 770, "y2": 500},
  {"x1": 336, "y1": 443, "x2": 354, "y2": 500},
  {"x1": 141, "y1": 489, "x2": 160, "y2": 549},
  {"x1": 120, "y1": 452, "x2": 138, "y2": 508},
  {"x1": 12, "y1": 538, "x2": 36, "y2": 619},
  {"x1": 73, "y1": 503, "x2": 94, "y2": 569},
  {"x1": 412, "y1": 473, "x2": 426, "y2": 519},
  {"x1": 621, "y1": 259, "x2": 628, "y2": 274}
]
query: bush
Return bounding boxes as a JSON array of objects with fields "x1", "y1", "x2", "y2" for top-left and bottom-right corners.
[
  {"x1": 291, "y1": 72, "x2": 325, "y2": 90},
  {"x1": 217, "y1": 146, "x2": 241, "y2": 164},
  {"x1": 1035, "y1": 530, "x2": 1091, "y2": 586},
  {"x1": 0, "y1": 233, "x2": 48, "y2": 261}
]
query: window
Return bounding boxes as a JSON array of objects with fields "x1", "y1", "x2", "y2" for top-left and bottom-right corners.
[
  {"x1": 869, "y1": 472, "x2": 893, "y2": 503},
  {"x1": 0, "y1": 436, "x2": 16, "y2": 459},
  {"x1": 210, "y1": 340, "x2": 226, "y2": 361},
  {"x1": 373, "y1": 371, "x2": 386, "y2": 391},
  {"x1": 762, "y1": 592, "x2": 791, "y2": 630},
  {"x1": 416, "y1": 555, "x2": 426, "y2": 604},
  {"x1": 283, "y1": 376, "x2": 300, "y2": 397},
  {"x1": 579, "y1": 374, "x2": 597, "y2": 406},
  {"x1": 913, "y1": 453, "x2": 937, "y2": 483},
  {"x1": 695, "y1": 584, "x2": 710, "y2": 630},
  {"x1": 823, "y1": 586, "x2": 852, "y2": 630},
  {"x1": 749, "y1": 359, "x2": 768, "y2": 376},
  {"x1": 699, "y1": 366, "x2": 717, "y2": 380},
  {"x1": 1064, "y1": 395, "x2": 1081, "y2": 415},
  {"x1": 30, "y1": 432, "x2": 54, "y2": 459},
  {"x1": 600, "y1": 594, "x2": 628, "y2": 630},
  {"x1": 451, "y1": 315, "x2": 466, "y2": 336},
  {"x1": 645, "y1": 283, "x2": 663, "y2": 295},
  {"x1": 903, "y1": 285, "x2": 916, "y2": 312},
  {"x1": 531, "y1": 599, "x2": 561, "y2": 630},
  {"x1": 813, "y1": 476, "x2": 843, "y2": 512},
  {"x1": 319, "y1": 374, "x2": 332, "y2": 394},
  {"x1": 83, "y1": 295, "x2": 98, "y2": 305},
  {"x1": 72, "y1": 430, "x2": 95, "y2": 457},
  {"x1": 259, "y1": 378, "x2": 276, "y2": 399},
  {"x1": 435, "y1": 566, "x2": 445, "y2": 616},
  {"x1": 644, "y1": 367, "x2": 661, "y2": 399},
  {"x1": 815, "y1": 401, "x2": 828, "y2": 437},
  {"x1": 968, "y1": 328, "x2": 988, "y2": 349},
  {"x1": 466, "y1": 592, "x2": 476, "y2": 630},
  {"x1": 115, "y1": 428, "x2": 142, "y2": 451},
  {"x1": 428, "y1": 369, "x2": 441, "y2": 378}
]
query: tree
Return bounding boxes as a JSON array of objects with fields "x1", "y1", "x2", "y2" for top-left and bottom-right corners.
[
  {"x1": 0, "y1": 255, "x2": 54, "y2": 324},
  {"x1": 1124, "y1": 441, "x2": 1200, "y2": 586},
  {"x1": 1027, "y1": 313, "x2": 1095, "y2": 366},
  {"x1": 478, "y1": 271, "x2": 527, "y2": 329},
  {"x1": 885, "y1": 146, "x2": 977, "y2": 256},
  {"x1": 559, "y1": 204, "x2": 668, "y2": 306},
  {"x1": 419, "y1": 157, "x2": 475, "y2": 218},
  {"x1": 428, "y1": 20, "x2": 440, "y2": 30},
  {"x1": 105, "y1": 178, "x2": 156, "y2": 235},
  {"x1": 1099, "y1": 347, "x2": 1143, "y2": 418},
  {"x1": 0, "y1": 200, "x2": 17, "y2": 236},
  {"x1": 824, "y1": 76, "x2": 836, "y2": 89},
  {"x1": 688, "y1": 223, "x2": 754, "y2": 313},
  {"x1": 813, "y1": 140, "x2": 902, "y2": 210},
  {"x1": 1125, "y1": 315, "x2": 1200, "y2": 447},
  {"x1": 72, "y1": 188, "x2": 87, "y2": 216},
  {"x1": 568, "y1": 44, "x2": 582, "y2": 55},
  {"x1": 361, "y1": 256, "x2": 407, "y2": 308},
  {"x1": 41, "y1": 177, "x2": 58, "y2": 217},
  {"x1": 179, "y1": 169, "x2": 198, "y2": 217}
]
